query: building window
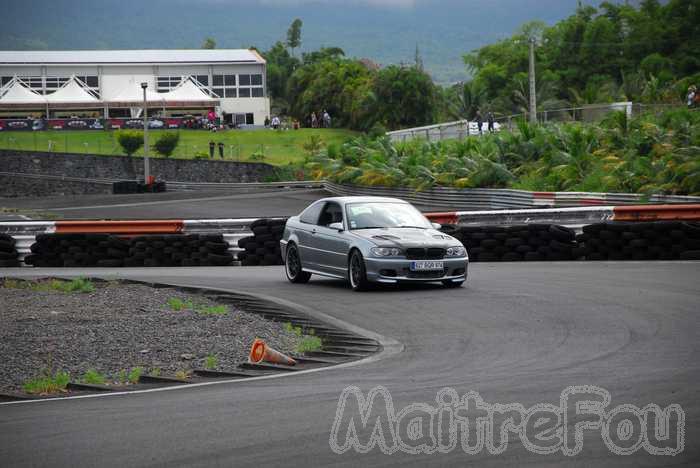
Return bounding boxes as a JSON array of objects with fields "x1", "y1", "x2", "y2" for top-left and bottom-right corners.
[
  {"x1": 17, "y1": 76, "x2": 43, "y2": 90},
  {"x1": 246, "y1": 113, "x2": 254, "y2": 125},
  {"x1": 238, "y1": 73, "x2": 264, "y2": 98},
  {"x1": 195, "y1": 75, "x2": 208, "y2": 86},
  {"x1": 213, "y1": 74, "x2": 237, "y2": 98},
  {"x1": 1, "y1": 76, "x2": 13, "y2": 86},
  {"x1": 157, "y1": 76, "x2": 181, "y2": 92}
]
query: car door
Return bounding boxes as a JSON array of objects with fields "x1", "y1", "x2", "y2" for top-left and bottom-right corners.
[
  {"x1": 314, "y1": 202, "x2": 352, "y2": 277},
  {"x1": 296, "y1": 201, "x2": 325, "y2": 269}
]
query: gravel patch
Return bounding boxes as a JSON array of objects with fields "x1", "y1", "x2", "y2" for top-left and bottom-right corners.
[{"x1": 0, "y1": 279, "x2": 303, "y2": 393}]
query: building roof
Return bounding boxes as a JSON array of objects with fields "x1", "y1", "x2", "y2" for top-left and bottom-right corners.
[
  {"x1": 0, "y1": 49, "x2": 265, "y2": 66},
  {"x1": 0, "y1": 78, "x2": 46, "y2": 104},
  {"x1": 46, "y1": 77, "x2": 100, "y2": 105}
]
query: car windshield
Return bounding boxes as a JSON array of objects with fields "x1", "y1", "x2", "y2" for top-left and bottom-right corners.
[{"x1": 345, "y1": 202, "x2": 431, "y2": 230}]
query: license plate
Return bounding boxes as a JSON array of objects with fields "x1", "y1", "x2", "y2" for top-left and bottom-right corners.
[{"x1": 410, "y1": 260, "x2": 444, "y2": 271}]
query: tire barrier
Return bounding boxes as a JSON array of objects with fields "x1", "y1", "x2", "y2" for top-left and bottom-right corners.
[
  {"x1": 23, "y1": 233, "x2": 234, "y2": 268},
  {"x1": 577, "y1": 221, "x2": 700, "y2": 261},
  {"x1": 236, "y1": 219, "x2": 286, "y2": 266},
  {"x1": 112, "y1": 180, "x2": 167, "y2": 194},
  {"x1": 0, "y1": 234, "x2": 21, "y2": 267},
  {"x1": 441, "y1": 224, "x2": 578, "y2": 262},
  {"x1": 2, "y1": 205, "x2": 700, "y2": 268}
]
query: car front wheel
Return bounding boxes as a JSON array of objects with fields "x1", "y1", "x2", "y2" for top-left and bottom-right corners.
[
  {"x1": 349, "y1": 250, "x2": 370, "y2": 291},
  {"x1": 285, "y1": 244, "x2": 311, "y2": 284}
]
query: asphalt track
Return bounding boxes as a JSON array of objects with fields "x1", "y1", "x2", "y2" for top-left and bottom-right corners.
[
  {"x1": 0, "y1": 188, "x2": 450, "y2": 220},
  {"x1": 1, "y1": 261, "x2": 698, "y2": 467}
]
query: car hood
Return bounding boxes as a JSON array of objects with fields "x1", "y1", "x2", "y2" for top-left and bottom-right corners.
[{"x1": 351, "y1": 228, "x2": 459, "y2": 247}]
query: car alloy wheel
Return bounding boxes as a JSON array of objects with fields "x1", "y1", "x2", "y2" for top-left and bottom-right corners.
[
  {"x1": 349, "y1": 250, "x2": 369, "y2": 291},
  {"x1": 285, "y1": 244, "x2": 310, "y2": 283}
]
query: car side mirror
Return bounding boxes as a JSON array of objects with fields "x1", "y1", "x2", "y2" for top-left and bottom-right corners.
[
  {"x1": 328, "y1": 222, "x2": 344, "y2": 231},
  {"x1": 431, "y1": 222, "x2": 442, "y2": 230}
]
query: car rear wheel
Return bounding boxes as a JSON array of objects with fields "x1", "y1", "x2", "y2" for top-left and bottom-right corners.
[
  {"x1": 285, "y1": 244, "x2": 310, "y2": 284},
  {"x1": 349, "y1": 250, "x2": 370, "y2": 291},
  {"x1": 442, "y1": 279, "x2": 465, "y2": 288}
]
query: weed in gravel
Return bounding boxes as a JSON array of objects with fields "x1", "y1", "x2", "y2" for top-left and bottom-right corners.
[
  {"x1": 116, "y1": 369, "x2": 128, "y2": 385},
  {"x1": 167, "y1": 297, "x2": 194, "y2": 311},
  {"x1": 205, "y1": 354, "x2": 218, "y2": 370},
  {"x1": 197, "y1": 304, "x2": 228, "y2": 316},
  {"x1": 296, "y1": 336, "x2": 323, "y2": 354},
  {"x1": 285, "y1": 322, "x2": 303, "y2": 337},
  {"x1": 27, "y1": 278, "x2": 96, "y2": 294},
  {"x1": 175, "y1": 370, "x2": 192, "y2": 380},
  {"x1": 23, "y1": 370, "x2": 70, "y2": 394},
  {"x1": 2, "y1": 279, "x2": 20, "y2": 289},
  {"x1": 149, "y1": 368, "x2": 161, "y2": 377},
  {"x1": 81, "y1": 369, "x2": 106, "y2": 385},
  {"x1": 128, "y1": 367, "x2": 143, "y2": 384}
]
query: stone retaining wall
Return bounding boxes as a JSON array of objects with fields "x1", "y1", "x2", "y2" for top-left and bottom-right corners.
[{"x1": 0, "y1": 150, "x2": 275, "y2": 186}]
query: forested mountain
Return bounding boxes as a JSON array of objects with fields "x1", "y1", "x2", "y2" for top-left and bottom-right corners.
[{"x1": 2, "y1": 0, "x2": 600, "y2": 83}]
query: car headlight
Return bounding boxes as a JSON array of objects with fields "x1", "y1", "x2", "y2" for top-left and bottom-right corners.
[
  {"x1": 445, "y1": 246, "x2": 467, "y2": 257},
  {"x1": 371, "y1": 247, "x2": 403, "y2": 257}
]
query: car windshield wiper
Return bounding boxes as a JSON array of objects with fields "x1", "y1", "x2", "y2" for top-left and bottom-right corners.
[
  {"x1": 352, "y1": 226, "x2": 387, "y2": 230},
  {"x1": 395, "y1": 225, "x2": 428, "y2": 229}
]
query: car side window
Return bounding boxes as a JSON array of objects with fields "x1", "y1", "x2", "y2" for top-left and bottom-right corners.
[
  {"x1": 318, "y1": 202, "x2": 343, "y2": 227},
  {"x1": 299, "y1": 202, "x2": 325, "y2": 225}
]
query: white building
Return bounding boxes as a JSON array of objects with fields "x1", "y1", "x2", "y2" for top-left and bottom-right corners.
[{"x1": 0, "y1": 49, "x2": 270, "y2": 126}]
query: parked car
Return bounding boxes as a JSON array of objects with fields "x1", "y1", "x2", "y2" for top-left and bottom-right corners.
[{"x1": 280, "y1": 196, "x2": 468, "y2": 291}]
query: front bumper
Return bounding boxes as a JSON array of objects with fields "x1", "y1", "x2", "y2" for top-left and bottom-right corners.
[{"x1": 364, "y1": 256, "x2": 468, "y2": 284}]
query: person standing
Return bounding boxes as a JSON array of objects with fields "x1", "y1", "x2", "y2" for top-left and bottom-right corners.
[
  {"x1": 311, "y1": 112, "x2": 318, "y2": 128},
  {"x1": 476, "y1": 110, "x2": 483, "y2": 136},
  {"x1": 323, "y1": 110, "x2": 331, "y2": 128},
  {"x1": 487, "y1": 112, "x2": 495, "y2": 133},
  {"x1": 688, "y1": 86, "x2": 697, "y2": 108}
]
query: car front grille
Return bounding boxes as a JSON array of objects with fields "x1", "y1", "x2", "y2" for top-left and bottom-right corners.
[
  {"x1": 406, "y1": 269, "x2": 448, "y2": 279},
  {"x1": 405, "y1": 247, "x2": 446, "y2": 260}
]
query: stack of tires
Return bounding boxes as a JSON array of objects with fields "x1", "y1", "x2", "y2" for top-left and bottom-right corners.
[
  {"x1": 125, "y1": 234, "x2": 233, "y2": 267},
  {"x1": 24, "y1": 234, "x2": 130, "y2": 267},
  {"x1": 23, "y1": 233, "x2": 233, "y2": 268},
  {"x1": 444, "y1": 224, "x2": 579, "y2": 262},
  {"x1": 237, "y1": 219, "x2": 287, "y2": 266},
  {"x1": 0, "y1": 234, "x2": 20, "y2": 267},
  {"x1": 577, "y1": 221, "x2": 700, "y2": 261},
  {"x1": 112, "y1": 181, "x2": 139, "y2": 194}
]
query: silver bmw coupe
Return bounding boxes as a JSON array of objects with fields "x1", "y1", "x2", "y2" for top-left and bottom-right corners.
[{"x1": 280, "y1": 196, "x2": 468, "y2": 291}]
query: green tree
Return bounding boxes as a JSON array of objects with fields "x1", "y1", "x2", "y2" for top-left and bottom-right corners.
[
  {"x1": 116, "y1": 131, "x2": 144, "y2": 156},
  {"x1": 153, "y1": 132, "x2": 180, "y2": 158},
  {"x1": 372, "y1": 65, "x2": 438, "y2": 130},
  {"x1": 201, "y1": 37, "x2": 216, "y2": 49},
  {"x1": 287, "y1": 19, "x2": 303, "y2": 56}
]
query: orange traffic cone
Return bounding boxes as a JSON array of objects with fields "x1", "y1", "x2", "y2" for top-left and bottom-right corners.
[{"x1": 248, "y1": 338, "x2": 297, "y2": 366}]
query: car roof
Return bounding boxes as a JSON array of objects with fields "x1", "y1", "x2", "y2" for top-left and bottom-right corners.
[{"x1": 312, "y1": 196, "x2": 408, "y2": 205}]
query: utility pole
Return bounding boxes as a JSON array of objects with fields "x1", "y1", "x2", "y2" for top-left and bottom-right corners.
[
  {"x1": 141, "y1": 82, "x2": 150, "y2": 184},
  {"x1": 528, "y1": 37, "x2": 537, "y2": 124}
]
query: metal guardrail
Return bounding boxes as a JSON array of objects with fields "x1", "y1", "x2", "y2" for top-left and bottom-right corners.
[
  {"x1": 323, "y1": 182, "x2": 700, "y2": 210},
  {"x1": 386, "y1": 102, "x2": 692, "y2": 143},
  {"x1": 2, "y1": 205, "x2": 699, "y2": 267}
]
